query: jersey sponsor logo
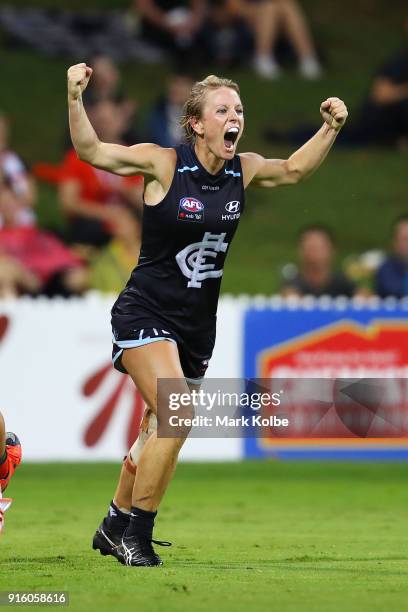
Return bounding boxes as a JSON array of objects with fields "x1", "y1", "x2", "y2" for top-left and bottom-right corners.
[
  {"x1": 222, "y1": 200, "x2": 241, "y2": 221},
  {"x1": 201, "y1": 185, "x2": 220, "y2": 191},
  {"x1": 225, "y1": 200, "x2": 240, "y2": 213},
  {"x1": 178, "y1": 197, "x2": 205, "y2": 222},
  {"x1": 175, "y1": 232, "x2": 229, "y2": 288}
]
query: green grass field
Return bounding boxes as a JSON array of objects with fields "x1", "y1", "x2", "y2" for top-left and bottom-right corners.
[{"x1": 1, "y1": 462, "x2": 407, "y2": 611}]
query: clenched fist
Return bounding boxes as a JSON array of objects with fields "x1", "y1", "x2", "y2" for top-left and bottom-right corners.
[
  {"x1": 320, "y1": 97, "x2": 348, "y2": 131},
  {"x1": 67, "y1": 63, "x2": 93, "y2": 100}
]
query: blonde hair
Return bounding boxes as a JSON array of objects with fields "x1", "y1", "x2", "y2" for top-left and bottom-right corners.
[{"x1": 180, "y1": 75, "x2": 240, "y2": 142}]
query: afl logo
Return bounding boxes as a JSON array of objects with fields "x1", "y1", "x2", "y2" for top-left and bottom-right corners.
[
  {"x1": 180, "y1": 197, "x2": 204, "y2": 213},
  {"x1": 225, "y1": 200, "x2": 240, "y2": 213}
]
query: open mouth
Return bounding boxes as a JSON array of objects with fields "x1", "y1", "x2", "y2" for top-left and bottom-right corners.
[{"x1": 224, "y1": 127, "x2": 239, "y2": 152}]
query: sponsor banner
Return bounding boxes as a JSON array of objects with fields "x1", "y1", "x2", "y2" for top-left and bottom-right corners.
[
  {"x1": 244, "y1": 303, "x2": 408, "y2": 459},
  {"x1": 0, "y1": 295, "x2": 243, "y2": 461}
]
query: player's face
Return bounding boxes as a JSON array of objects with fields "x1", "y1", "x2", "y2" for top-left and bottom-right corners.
[{"x1": 196, "y1": 87, "x2": 244, "y2": 160}]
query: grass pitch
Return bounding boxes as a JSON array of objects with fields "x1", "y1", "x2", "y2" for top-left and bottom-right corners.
[{"x1": 1, "y1": 462, "x2": 407, "y2": 611}]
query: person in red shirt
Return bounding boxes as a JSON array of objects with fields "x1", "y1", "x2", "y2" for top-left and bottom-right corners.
[
  {"x1": 0, "y1": 187, "x2": 87, "y2": 297},
  {"x1": 59, "y1": 100, "x2": 143, "y2": 248}
]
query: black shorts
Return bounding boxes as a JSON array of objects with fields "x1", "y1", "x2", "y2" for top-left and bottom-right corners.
[{"x1": 111, "y1": 310, "x2": 216, "y2": 385}]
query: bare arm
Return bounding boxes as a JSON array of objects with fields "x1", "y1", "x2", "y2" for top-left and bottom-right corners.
[
  {"x1": 242, "y1": 97, "x2": 348, "y2": 188},
  {"x1": 67, "y1": 63, "x2": 170, "y2": 180}
]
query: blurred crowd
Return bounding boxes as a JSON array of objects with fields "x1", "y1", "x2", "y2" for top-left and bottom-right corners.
[
  {"x1": 133, "y1": 0, "x2": 323, "y2": 78},
  {"x1": 0, "y1": 2, "x2": 407, "y2": 300},
  {"x1": 1, "y1": 0, "x2": 323, "y2": 79}
]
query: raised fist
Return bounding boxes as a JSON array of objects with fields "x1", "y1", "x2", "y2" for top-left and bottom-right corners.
[
  {"x1": 320, "y1": 97, "x2": 348, "y2": 131},
  {"x1": 67, "y1": 63, "x2": 93, "y2": 100}
]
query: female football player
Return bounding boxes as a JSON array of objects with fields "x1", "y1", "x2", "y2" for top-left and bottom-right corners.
[{"x1": 67, "y1": 63, "x2": 347, "y2": 566}]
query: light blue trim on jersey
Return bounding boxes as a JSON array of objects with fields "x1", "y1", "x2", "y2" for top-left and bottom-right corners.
[
  {"x1": 113, "y1": 337, "x2": 176, "y2": 349},
  {"x1": 178, "y1": 165, "x2": 199, "y2": 173},
  {"x1": 112, "y1": 348, "x2": 124, "y2": 364},
  {"x1": 185, "y1": 376, "x2": 204, "y2": 386},
  {"x1": 225, "y1": 169, "x2": 241, "y2": 177},
  {"x1": 112, "y1": 336, "x2": 176, "y2": 366}
]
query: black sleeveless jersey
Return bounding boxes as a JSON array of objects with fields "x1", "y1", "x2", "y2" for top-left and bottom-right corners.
[{"x1": 113, "y1": 144, "x2": 245, "y2": 334}]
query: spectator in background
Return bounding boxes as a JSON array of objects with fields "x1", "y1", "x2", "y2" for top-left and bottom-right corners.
[
  {"x1": 0, "y1": 187, "x2": 87, "y2": 297},
  {"x1": 83, "y1": 55, "x2": 141, "y2": 146},
  {"x1": 147, "y1": 73, "x2": 194, "y2": 147},
  {"x1": 348, "y1": 18, "x2": 408, "y2": 148},
  {"x1": 59, "y1": 100, "x2": 143, "y2": 250},
  {"x1": 134, "y1": 0, "x2": 207, "y2": 65},
  {"x1": 0, "y1": 112, "x2": 36, "y2": 227},
  {"x1": 375, "y1": 216, "x2": 408, "y2": 298},
  {"x1": 209, "y1": 0, "x2": 322, "y2": 79},
  {"x1": 206, "y1": 1, "x2": 252, "y2": 66},
  {"x1": 281, "y1": 225, "x2": 356, "y2": 297},
  {"x1": 89, "y1": 205, "x2": 141, "y2": 294},
  {"x1": 267, "y1": 18, "x2": 408, "y2": 147}
]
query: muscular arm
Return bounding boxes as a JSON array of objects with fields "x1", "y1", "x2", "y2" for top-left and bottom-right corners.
[
  {"x1": 67, "y1": 63, "x2": 171, "y2": 180},
  {"x1": 242, "y1": 123, "x2": 339, "y2": 188},
  {"x1": 242, "y1": 97, "x2": 348, "y2": 188}
]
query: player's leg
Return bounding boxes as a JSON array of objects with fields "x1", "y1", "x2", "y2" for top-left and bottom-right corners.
[
  {"x1": 117, "y1": 341, "x2": 193, "y2": 566},
  {"x1": 114, "y1": 407, "x2": 157, "y2": 510},
  {"x1": 93, "y1": 407, "x2": 157, "y2": 558},
  {"x1": 0, "y1": 412, "x2": 22, "y2": 534},
  {"x1": 94, "y1": 381, "x2": 199, "y2": 559},
  {"x1": 127, "y1": 385, "x2": 199, "y2": 513}
]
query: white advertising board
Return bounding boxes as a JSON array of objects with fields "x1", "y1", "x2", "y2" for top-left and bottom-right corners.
[{"x1": 0, "y1": 295, "x2": 244, "y2": 461}]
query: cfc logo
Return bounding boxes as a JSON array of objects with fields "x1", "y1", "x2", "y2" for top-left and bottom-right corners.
[
  {"x1": 222, "y1": 200, "x2": 241, "y2": 220},
  {"x1": 176, "y1": 232, "x2": 229, "y2": 288}
]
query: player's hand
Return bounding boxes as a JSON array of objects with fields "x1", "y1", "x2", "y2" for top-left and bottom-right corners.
[
  {"x1": 67, "y1": 63, "x2": 93, "y2": 101},
  {"x1": 320, "y1": 97, "x2": 348, "y2": 131}
]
